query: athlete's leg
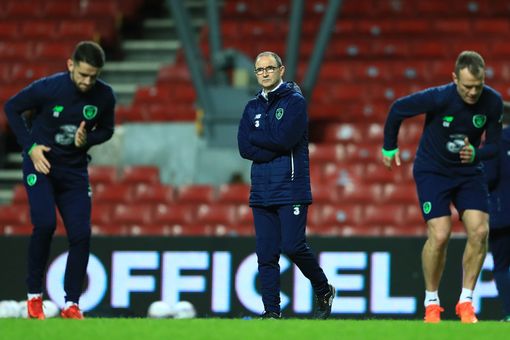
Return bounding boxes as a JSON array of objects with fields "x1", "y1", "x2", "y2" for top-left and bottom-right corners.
[
  {"x1": 55, "y1": 167, "x2": 91, "y2": 304},
  {"x1": 278, "y1": 204, "x2": 329, "y2": 295},
  {"x1": 422, "y1": 216, "x2": 452, "y2": 291},
  {"x1": 23, "y1": 158, "x2": 57, "y2": 294},
  {"x1": 489, "y1": 227, "x2": 510, "y2": 317},
  {"x1": 460, "y1": 209, "x2": 489, "y2": 290},
  {"x1": 252, "y1": 206, "x2": 282, "y2": 314}
]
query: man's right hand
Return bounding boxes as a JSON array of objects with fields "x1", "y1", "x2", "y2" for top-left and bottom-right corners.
[
  {"x1": 382, "y1": 148, "x2": 401, "y2": 170},
  {"x1": 29, "y1": 145, "x2": 51, "y2": 174}
]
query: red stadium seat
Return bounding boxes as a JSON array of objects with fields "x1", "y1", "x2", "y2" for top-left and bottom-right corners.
[
  {"x1": 20, "y1": 20, "x2": 58, "y2": 39},
  {"x1": 88, "y1": 166, "x2": 119, "y2": 185},
  {"x1": 382, "y1": 183, "x2": 418, "y2": 204},
  {"x1": 2, "y1": 224, "x2": 34, "y2": 236},
  {"x1": 318, "y1": 204, "x2": 363, "y2": 226},
  {"x1": 91, "y1": 224, "x2": 128, "y2": 236},
  {"x1": 309, "y1": 143, "x2": 345, "y2": 163},
  {"x1": 340, "y1": 183, "x2": 382, "y2": 204},
  {"x1": 0, "y1": 21, "x2": 20, "y2": 40},
  {"x1": 363, "y1": 204, "x2": 405, "y2": 226},
  {"x1": 93, "y1": 183, "x2": 134, "y2": 204},
  {"x1": 153, "y1": 204, "x2": 195, "y2": 226},
  {"x1": 129, "y1": 224, "x2": 174, "y2": 236},
  {"x1": 121, "y1": 165, "x2": 160, "y2": 185},
  {"x1": 217, "y1": 184, "x2": 250, "y2": 204},
  {"x1": 58, "y1": 20, "x2": 97, "y2": 40},
  {"x1": 176, "y1": 184, "x2": 216, "y2": 204},
  {"x1": 311, "y1": 185, "x2": 339, "y2": 204},
  {"x1": 133, "y1": 183, "x2": 175, "y2": 204},
  {"x1": 172, "y1": 224, "x2": 214, "y2": 236},
  {"x1": 195, "y1": 204, "x2": 237, "y2": 226},
  {"x1": 112, "y1": 204, "x2": 153, "y2": 226},
  {"x1": 0, "y1": 204, "x2": 29, "y2": 225},
  {"x1": 11, "y1": 184, "x2": 28, "y2": 204},
  {"x1": 91, "y1": 204, "x2": 113, "y2": 225},
  {"x1": 236, "y1": 204, "x2": 254, "y2": 226}
]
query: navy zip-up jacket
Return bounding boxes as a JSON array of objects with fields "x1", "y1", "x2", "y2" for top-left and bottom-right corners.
[
  {"x1": 384, "y1": 82, "x2": 502, "y2": 175},
  {"x1": 484, "y1": 126, "x2": 510, "y2": 229},
  {"x1": 237, "y1": 81, "x2": 312, "y2": 206},
  {"x1": 4, "y1": 72, "x2": 115, "y2": 168}
]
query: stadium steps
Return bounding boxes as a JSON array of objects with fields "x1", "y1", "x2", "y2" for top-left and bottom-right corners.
[
  {"x1": 0, "y1": 153, "x2": 22, "y2": 205},
  {"x1": 101, "y1": 1, "x2": 211, "y2": 106}
]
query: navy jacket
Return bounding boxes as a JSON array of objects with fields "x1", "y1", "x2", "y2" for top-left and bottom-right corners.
[
  {"x1": 384, "y1": 82, "x2": 502, "y2": 175},
  {"x1": 484, "y1": 127, "x2": 510, "y2": 229},
  {"x1": 4, "y1": 72, "x2": 115, "y2": 168},
  {"x1": 237, "y1": 81, "x2": 312, "y2": 206}
]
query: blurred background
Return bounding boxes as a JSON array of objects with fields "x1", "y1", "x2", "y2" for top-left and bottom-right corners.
[{"x1": 0, "y1": 0, "x2": 509, "y2": 319}]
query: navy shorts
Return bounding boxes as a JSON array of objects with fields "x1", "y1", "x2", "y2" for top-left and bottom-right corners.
[{"x1": 413, "y1": 168, "x2": 489, "y2": 221}]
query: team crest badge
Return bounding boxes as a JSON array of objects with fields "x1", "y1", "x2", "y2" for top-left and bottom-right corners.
[
  {"x1": 422, "y1": 201, "x2": 432, "y2": 214},
  {"x1": 83, "y1": 105, "x2": 98, "y2": 120},
  {"x1": 472, "y1": 114, "x2": 486, "y2": 128},
  {"x1": 275, "y1": 108, "x2": 284, "y2": 120},
  {"x1": 442, "y1": 116, "x2": 454, "y2": 127},
  {"x1": 27, "y1": 173, "x2": 37, "y2": 187}
]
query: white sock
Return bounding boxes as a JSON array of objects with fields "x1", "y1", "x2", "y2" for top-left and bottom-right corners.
[
  {"x1": 27, "y1": 293, "x2": 42, "y2": 300},
  {"x1": 424, "y1": 290, "x2": 440, "y2": 307},
  {"x1": 459, "y1": 288, "x2": 473, "y2": 303},
  {"x1": 65, "y1": 301, "x2": 78, "y2": 309}
]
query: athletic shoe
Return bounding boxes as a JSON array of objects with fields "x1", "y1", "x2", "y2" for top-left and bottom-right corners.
[
  {"x1": 61, "y1": 305, "x2": 84, "y2": 319},
  {"x1": 424, "y1": 304, "x2": 444, "y2": 323},
  {"x1": 314, "y1": 284, "x2": 335, "y2": 320},
  {"x1": 260, "y1": 311, "x2": 281, "y2": 319},
  {"x1": 455, "y1": 301, "x2": 478, "y2": 323},
  {"x1": 27, "y1": 296, "x2": 45, "y2": 320}
]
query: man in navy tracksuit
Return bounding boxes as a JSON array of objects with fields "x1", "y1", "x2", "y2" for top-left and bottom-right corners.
[
  {"x1": 4, "y1": 41, "x2": 115, "y2": 319},
  {"x1": 237, "y1": 51, "x2": 334, "y2": 319},
  {"x1": 382, "y1": 51, "x2": 502, "y2": 323},
  {"x1": 484, "y1": 104, "x2": 510, "y2": 322}
]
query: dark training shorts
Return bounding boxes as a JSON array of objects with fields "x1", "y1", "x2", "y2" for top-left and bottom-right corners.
[{"x1": 413, "y1": 168, "x2": 489, "y2": 221}]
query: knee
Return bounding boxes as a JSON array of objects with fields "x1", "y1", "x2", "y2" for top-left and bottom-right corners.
[
  {"x1": 281, "y1": 243, "x2": 306, "y2": 258},
  {"x1": 468, "y1": 223, "x2": 489, "y2": 243},
  {"x1": 31, "y1": 216, "x2": 57, "y2": 235},
  {"x1": 428, "y1": 229, "x2": 450, "y2": 249},
  {"x1": 67, "y1": 225, "x2": 91, "y2": 245}
]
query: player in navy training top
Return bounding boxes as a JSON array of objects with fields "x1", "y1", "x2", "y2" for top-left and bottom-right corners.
[
  {"x1": 4, "y1": 41, "x2": 115, "y2": 319},
  {"x1": 484, "y1": 103, "x2": 510, "y2": 322},
  {"x1": 382, "y1": 51, "x2": 502, "y2": 323}
]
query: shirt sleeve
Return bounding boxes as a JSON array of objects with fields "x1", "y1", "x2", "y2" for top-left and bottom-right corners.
[
  {"x1": 475, "y1": 98, "x2": 502, "y2": 161},
  {"x1": 383, "y1": 88, "x2": 438, "y2": 150},
  {"x1": 86, "y1": 88, "x2": 115, "y2": 147},
  {"x1": 3, "y1": 81, "x2": 44, "y2": 153},
  {"x1": 249, "y1": 95, "x2": 307, "y2": 152},
  {"x1": 237, "y1": 105, "x2": 279, "y2": 163}
]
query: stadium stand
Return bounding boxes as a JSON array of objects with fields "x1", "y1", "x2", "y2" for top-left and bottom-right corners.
[{"x1": 2, "y1": 0, "x2": 507, "y2": 236}]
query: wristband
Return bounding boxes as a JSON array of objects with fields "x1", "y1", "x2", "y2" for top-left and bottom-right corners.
[
  {"x1": 381, "y1": 147, "x2": 399, "y2": 159},
  {"x1": 27, "y1": 143, "x2": 37, "y2": 156},
  {"x1": 468, "y1": 145, "x2": 476, "y2": 163}
]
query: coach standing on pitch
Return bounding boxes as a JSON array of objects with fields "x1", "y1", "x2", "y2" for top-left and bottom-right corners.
[
  {"x1": 382, "y1": 51, "x2": 502, "y2": 323},
  {"x1": 237, "y1": 51, "x2": 335, "y2": 319},
  {"x1": 4, "y1": 41, "x2": 115, "y2": 320}
]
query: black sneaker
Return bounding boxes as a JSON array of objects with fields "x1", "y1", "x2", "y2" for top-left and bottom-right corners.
[
  {"x1": 260, "y1": 311, "x2": 282, "y2": 319},
  {"x1": 314, "y1": 284, "x2": 335, "y2": 319}
]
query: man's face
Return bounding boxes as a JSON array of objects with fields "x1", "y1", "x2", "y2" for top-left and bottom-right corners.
[
  {"x1": 453, "y1": 67, "x2": 484, "y2": 105},
  {"x1": 254, "y1": 55, "x2": 284, "y2": 92},
  {"x1": 67, "y1": 60, "x2": 100, "y2": 93}
]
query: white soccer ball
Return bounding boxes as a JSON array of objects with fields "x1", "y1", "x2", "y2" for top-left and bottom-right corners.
[
  {"x1": 18, "y1": 301, "x2": 28, "y2": 318},
  {"x1": 43, "y1": 300, "x2": 60, "y2": 318},
  {"x1": 173, "y1": 301, "x2": 196, "y2": 319},
  {"x1": 147, "y1": 301, "x2": 174, "y2": 318},
  {"x1": 0, "y1": 300, "x2": 22, "y2": 318}
]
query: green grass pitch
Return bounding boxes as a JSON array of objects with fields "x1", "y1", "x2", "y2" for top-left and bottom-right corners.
[{"x1": 1, "y1": 319, "x2": 509, "y2": 340}]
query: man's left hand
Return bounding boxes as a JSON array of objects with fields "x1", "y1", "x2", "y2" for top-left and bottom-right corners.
[
  {"x1": 460, "y1": 137, "x2": 475, "y2": 163},
  {"x1": 75, "y1": 121, "x2": 87, "y2": 148}
]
